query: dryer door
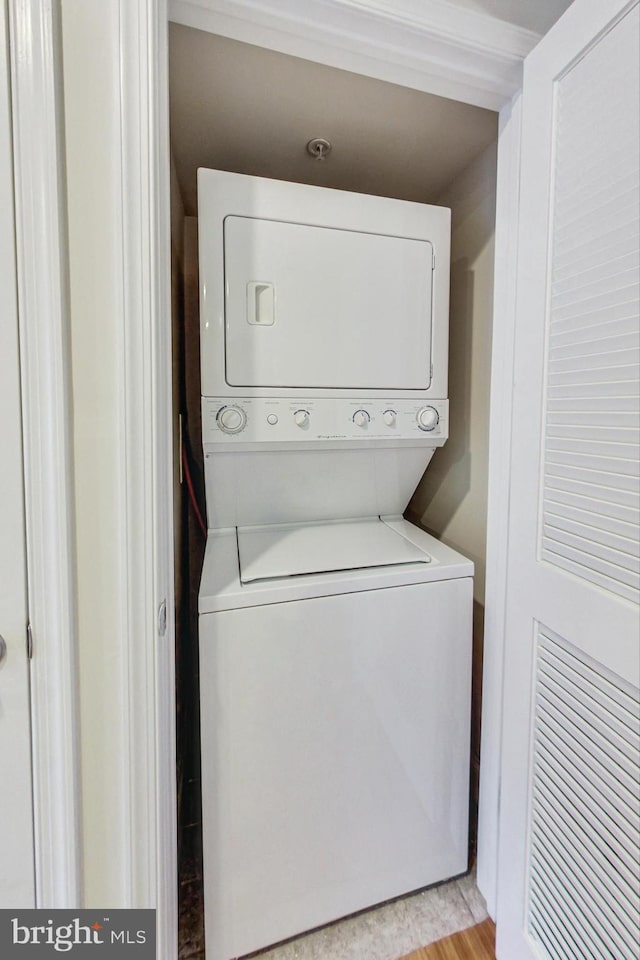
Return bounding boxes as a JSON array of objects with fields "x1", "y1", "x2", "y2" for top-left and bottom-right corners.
[{"x1": 224, "y1": 216, "x2": 433, "y2": 390}]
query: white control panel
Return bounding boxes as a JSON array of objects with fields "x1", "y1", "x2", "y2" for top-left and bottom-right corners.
[{"x1": 202, "y1": 398, "x2": 448, "y2": 445}]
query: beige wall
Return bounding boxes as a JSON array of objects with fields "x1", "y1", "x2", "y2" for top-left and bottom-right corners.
[
  {"x1": 408, "y1": 144, "x2": 497, "y2": 604},
  {"x1": 60, "y1": 0, "x2": 130, "y2": 906}
]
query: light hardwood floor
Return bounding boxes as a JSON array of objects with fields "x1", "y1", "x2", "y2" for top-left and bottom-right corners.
[{"x1": 401, "y1": 919, "x2": 496, "y2": 960}]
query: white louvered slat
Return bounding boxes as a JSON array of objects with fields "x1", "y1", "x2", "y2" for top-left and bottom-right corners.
[
  {"x1": 541, "y1": 530, "x2": 639, "y2": 590},
  {"x1": 547, "y1": 363, "x2": 639, "y2": 386},
  {"x1": 534, "y1": 777, "x2": 640, "y2": 913},
  {"x1": 552, "y1": 220, "x2": 639, "y2": 278},
  {"x1": 555, "y1": 177, "x2": 639, "y2": 230},
  {"x1": 545, "y1": 499, "x2": 637, "y2": 541},
  {"x1": 536, "y1": 676, "x2": 639, "y2": 780},
  {"x1": 552, "y1": 290, "x2": 639, "y2": 326},
  {"x1": 537, "y1": 712, "x2": 640, "y2": 821},
  {"x1": 536, "y1": 695, "x2": 640, "y2": 802},
  {"x1": 551, "y1": 334, "x2": 639, "y2": 365},
  {"x1": 550, "y1": 296, "x2": 639, "y2": 333},
  {"x1": 545, "y1": 461, "x2": 639, "y2": 494},
  {"x1": 553, "y1": 242, "x2": 639, "y2": 288},
  {"x1": 544, "y1": 501, "x2": 639, "y2": 541},
  {"x1": 528, "y1": 630, "x2": 640, "y2": 960},
  {"x1": 540, "y1": 549, "x2": 638, "y2": 605},
  {"x1": 542, "y1": 534, "x2": 639, "y2": 592},
  {"x1": 544, "y1": 482, "x2": 640, "y2": 521},
  {"x1": 547, "y1": 379, "x2": 638, "y2": 399},
  {"x1": 531, "y1": 846, "x2": 634, "y2": 960},
  {"x1": 540, "y1": 646, "x2": 640, "y2": 733},
  {"x1": 531, "y1": 833, "x2": 635, "y2": 957},
  {"x1": 551, "y1": 312, "x2": 639, "y2": 345},
  {"x1": 551, "y1": 267, "x2": 638, "y2": 311},
  {"x1": 545, "y1": 448, "x2": 639, "y2": 476},
  {"x1": 546, "y1": 436, "x2": 639, "y2": 459},
  {"x1": 544, "y1": 660, "x2": 640, "y2": 752},
  {"x1": 547, "y1": 424, "x2": 639, "y2": 443},
  {"x1": 538, "y1": 0, "x2": 639, "y2": 606},
  {"x1": 547, "y1": 395, "x2": 639, "y2": 413},
  {"x1": 550, "y1": 344, "x2": 639, "y2": 370}
]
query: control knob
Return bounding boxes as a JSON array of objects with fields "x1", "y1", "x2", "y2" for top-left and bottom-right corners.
[
  {"x1": 382, "y1": 410, "x2": 397, "y2": 427},
  {"x1": 417, "y1": 406, "x2": 439, "y2": 431},
  {"x1": 294, "y1": 409, "x2": 310, "y2": 427},
  {"x1": 353, "y1": 409, "x2": 371, "y2": 428},
  {"x1": 217, "y1": 405, "x2": 247, "y2": 434}
]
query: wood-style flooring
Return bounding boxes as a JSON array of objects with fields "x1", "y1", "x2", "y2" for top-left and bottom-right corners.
[{"x1": 401, "y1": 919, "x2": 496, "y2": 960}]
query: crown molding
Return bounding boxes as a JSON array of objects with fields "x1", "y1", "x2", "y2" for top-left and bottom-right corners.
[{"x1": 168, "y1": 0, "x2": 540, "y2": 109}]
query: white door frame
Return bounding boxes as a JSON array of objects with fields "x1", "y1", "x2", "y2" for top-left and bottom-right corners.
[
  {"x1": 8, "y1": 0, "x2": 81, "y2": 907},
  {"x1": 18, "y1": 0, "x2": 533, "y2": 949}
]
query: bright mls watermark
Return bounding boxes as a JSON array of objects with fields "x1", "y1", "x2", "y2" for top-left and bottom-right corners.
[{"x1": 0, "y1": 910, "x2": 155, "y2": 957}]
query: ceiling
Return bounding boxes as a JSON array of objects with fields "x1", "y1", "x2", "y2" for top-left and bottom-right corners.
[{"x1": 169, "y1": 24, "x2": 499, "y2": 217}]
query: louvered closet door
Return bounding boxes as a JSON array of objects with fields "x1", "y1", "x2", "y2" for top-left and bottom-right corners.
[{"x1": 496, "y1": 2, "x2": 639, "y2": 959}]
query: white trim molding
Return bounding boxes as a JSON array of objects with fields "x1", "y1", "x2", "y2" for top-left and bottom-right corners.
[
  {"x1": 117, "y1": 0, "x2": 177, "y2": 947},
  {"x1": 476, "y1": 91, "x2": 522, "y2": 919},
  {"x1": 168, "y1": 0, "x2": 540, "y2": 110},
  {"x1": 8, "y1": 0, "x2": 82, "y2": 907}
]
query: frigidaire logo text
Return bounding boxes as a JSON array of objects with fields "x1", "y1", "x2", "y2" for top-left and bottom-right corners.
[{"x1": 11, "y1": 917, "x2": 147, "y2": 952}]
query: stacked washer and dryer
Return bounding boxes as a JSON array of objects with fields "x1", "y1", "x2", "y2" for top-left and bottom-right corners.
[{"x1": 197, "y1": 169, "x2": 473, "y2": 960}]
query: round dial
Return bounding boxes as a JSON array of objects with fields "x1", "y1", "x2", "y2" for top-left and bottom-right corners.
[
  {"x1": 382, "y1": 410, "x2": 397, "y2": 427},
  {"x1": 353, "y1": 409, "x2": 371, "y2": 427},
  {"x1": 217, "y1": 404, "x2": 247, "y2": 434},
  {"x1": 294, "y1": 409, "x2": 310, "y2": 427},
  {"x1": 417, "y1": 406, "x2": 439, "y2": 431}
]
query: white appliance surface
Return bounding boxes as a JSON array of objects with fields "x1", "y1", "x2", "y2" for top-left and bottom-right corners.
[
  {"x1": 199, "y1": 518, "x2": 472, "y2": 613},
  {"x1": 199, "y1": 541, "x2": 473, "y2": 960},
  {"x1": 237, "y1": 516, "x2": 430, "y2": 582},
  {"x1": 199, "y1": 169, "x2": 450, "y2": 400},
  {"x1": 224, "y1": 215, "x2": 433, "y2": 390},
  {"x1": 197, "y1": 169, "x2": 471, "y2": 960},
  {"x1": 200, "y1": 398, "x2": 448, "y2": 529},
  {"x1": 202, "y1": 396, "x2": 449, "y2": 447}
]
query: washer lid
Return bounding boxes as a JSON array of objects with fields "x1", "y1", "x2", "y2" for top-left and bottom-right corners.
[{"x1": 237, "y1": 517, "x2": 430, "y2": 583}]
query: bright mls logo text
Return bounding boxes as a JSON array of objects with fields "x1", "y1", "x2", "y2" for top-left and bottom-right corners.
[{"x1": 11, "y1": 917, "x2": 148, "y2": 952}]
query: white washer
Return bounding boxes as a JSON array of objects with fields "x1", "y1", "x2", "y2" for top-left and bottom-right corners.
[
  {"x1": 196, "y1": 171, "x2": 473, "y2": 960},
  {"x1": 199, "y1": 519, "x2": 472, "y2": 960}
]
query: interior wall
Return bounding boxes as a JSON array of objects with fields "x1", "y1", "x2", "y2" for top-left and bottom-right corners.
[
  {"x1": 407, "y1": 143, "x2": 497, "y2": 606},
  {"x1": 407, "y1": 143, "x2": 497, "y2": 853},
  {"x1": 60, "y1": 0, "x2": 129, "y2": 905}
]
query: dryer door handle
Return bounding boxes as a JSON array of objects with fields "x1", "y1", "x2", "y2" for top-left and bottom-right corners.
[{"x1": 247, "y1": 282, "x2": 274, "y2": 326}]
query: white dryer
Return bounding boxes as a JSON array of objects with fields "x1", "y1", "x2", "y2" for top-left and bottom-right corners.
[{"x1": 197, "y1": 171, "x2": 473, "y2": 960}]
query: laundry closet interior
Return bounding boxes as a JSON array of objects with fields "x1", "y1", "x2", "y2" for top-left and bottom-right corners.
[{"x1": 168, "y1": 17, "x2": 499, "y2": 957}]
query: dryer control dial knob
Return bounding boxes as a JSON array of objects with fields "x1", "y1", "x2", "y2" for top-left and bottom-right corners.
[
  {"x1": 353, "y1": 409, "x2": 370, "y2": 427},
  {"x1": 217, "y1": 405, "x2": 247, "y2": 434},
  {"x1": 417, "y1": 406, "x2": 439, "y2": 431},
  {"x1": 294, "y1": 409, "x2": 310, "y2": 427},
  {"x1": 382, "y1": 409, "x2": 397, "y2": 427}
]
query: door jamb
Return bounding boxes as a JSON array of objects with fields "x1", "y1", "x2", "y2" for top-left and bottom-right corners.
[
  {"x1": 477, "y1": 93, "x2": 522, "y2": 919},
  {"x1": 8, "y1": 0, "x2": 82, "y2": 906}
]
